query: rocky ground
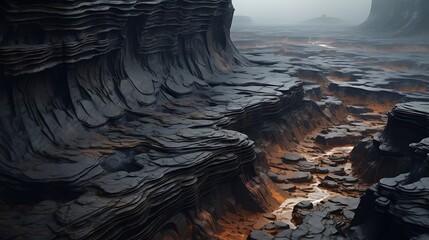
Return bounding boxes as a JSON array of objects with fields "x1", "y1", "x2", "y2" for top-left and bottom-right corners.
[
  {"x1": 221, "y1": 26, "x2": 429, "y2": 240},
  {"x1": 1, "y1": 1, "x2": 429, "y2": 239}
]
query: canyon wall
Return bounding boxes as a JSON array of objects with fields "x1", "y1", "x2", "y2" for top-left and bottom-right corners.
[
  {"x1": 0, "y1": 1, "x2": 292, "y2": 239},
  {"x1": 362, "y1": 0, "x2": 429, "y2": 35},
  {"x1": 1, "y1": 0, "x2": 428, "y2": 239}
]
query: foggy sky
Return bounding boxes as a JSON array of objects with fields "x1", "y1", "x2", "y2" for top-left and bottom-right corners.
[{"x1": 232, "y1": 0, "x2": 372, "y2": 25}]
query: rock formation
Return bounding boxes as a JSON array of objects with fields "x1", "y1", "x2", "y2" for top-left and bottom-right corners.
[
  {"x1": 351, "y1": 102, "x2": 429, "y2": 182},
  {"x1": 0, "y1": 0, "x2": 301, "y2": 239},
  {"x1": 350, "y1": 138, "x2": 429, "y2": 240},
  {"x1": 1, "y1": 0, "x2": 429, "y2": 239},
  {"x1": 362, "y1": 0, "x2": 429, "y2": 35}
]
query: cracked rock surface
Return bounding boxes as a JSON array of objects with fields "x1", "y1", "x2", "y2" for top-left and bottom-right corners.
[{"x1": 0, "y1": 1, "x2": 302, "y2": 239}]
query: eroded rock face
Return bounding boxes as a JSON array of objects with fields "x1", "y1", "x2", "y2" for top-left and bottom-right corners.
[
  {"x1": 350, "y1": 138, "x2": 429, "y2": 240},
  {"x1": 0, "y1": 0, "x2": 244, "y2": 77},
  {"x1": 0, "y1": 1, "x2": 302, "y2": 239},
  {"x1": 362, "y1": 0, "x2": 429, "y2": 35},
  {"x1": 351, "y1": 102, "x2": 429, "y2": 181},
  {"x1": 1, "y1": 0, "x2": 429, "y2": 239}
]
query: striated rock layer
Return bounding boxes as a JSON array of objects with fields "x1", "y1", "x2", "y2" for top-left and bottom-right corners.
[
  {"x1": 350, "y1": 102, "x2": 429, "y2": 239},
  {"x1": 362, "y1": 0, "x2": 429, "y2": 35},
  {"x1": 350, "y1": 138, "x2": 429, "y2": 240},
  {"x1": 351, "y1": 102, "x2": 429, "y2": 182},
  {"x1": 0, "y1": 0, "x2": 302, "y2": 239}
]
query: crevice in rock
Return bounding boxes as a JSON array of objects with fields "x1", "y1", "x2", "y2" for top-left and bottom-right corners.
[{"x1": 1, "y1": 0, "x2": 429, "y2": 239}]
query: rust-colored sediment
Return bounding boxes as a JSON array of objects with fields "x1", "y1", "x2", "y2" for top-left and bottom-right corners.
[{"x1": 210, "y1": 34, "x2": 420, "y2": 239}]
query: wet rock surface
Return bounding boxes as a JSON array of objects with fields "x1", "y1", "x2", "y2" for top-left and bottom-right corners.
[
  {"x1": 1, "y1": 0, "x2": 429, "y2": 239},
  {"x1": 315, "y1": 123, "x2": 380, "y2": 147},
  {"x1": 234, "y1": 17, "x2": 429, "y2": 240},
  {"x1": 276, "y1": 171, "x2": 312, "y2": 183},
  {"x1": 350, "y1": 138, "x2": 429, "y2": 240},
  {"x1": 249, "y1": 197, "x2": 360, "y2": 240},
  {"x1": 351, "y1": 102, "x2": 429, "y2": 181},
  {"x1": 0, "y1": 1, "x2": 302, "y2": 239}
]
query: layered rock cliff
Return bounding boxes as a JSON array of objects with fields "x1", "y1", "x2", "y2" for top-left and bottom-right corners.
[
  {"x1": 0, "y1": 1, "x2": 303, "y2": 239},
  {"x1": 362, "y1": 0, "x2": 429, "y2": 35},
  {"x1": 350, "y1": 138, "x2": 429, "y2": 240},
  {"x1": 351, "y1": 102, "x2": 429, "y2": 182},
  {"x1": 350, "y1": 103, "x2": 429, "y2": 240}
]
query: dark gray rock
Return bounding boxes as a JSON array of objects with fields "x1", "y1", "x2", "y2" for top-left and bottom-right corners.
[
  {"x1": 351, "y1": 138, "x2": 429, "y2": 240},
  {"x1": 362, "y1": 0, "x2": 429, "y2": 35},
  {"x1": 0, "y1": 0, "x2": 307, "y2": 239},
  {"x1": 277, "y1": 171, "x2": 312, "y2": 183},
  {"x1": 351, "y1": 102, "x2": 429, "y2": 181},
  {"x1": 281, "y1": 153, "x2": 306, "y2": 163},
  {"x1": 286, "y1": 197, "x2": 359, "y2": 239},
  {"x1": 295, "y1": 201, "x2": 314, "y2": 210},
  {"x1": 347, "y1": 106, "x2": 372, "y2": 115},
  {"x1": 248, "y1": 230, "x2": 273, "y2": 240},
  {"x1": 272, "y1": 221, "x2": 290, "y2": 230},
  {"x1": 263, "y1": 221, "x2": 289, "y2": 231},
  {"x1": 321, "y1": 180, "x2": 339, "y2": 189}
]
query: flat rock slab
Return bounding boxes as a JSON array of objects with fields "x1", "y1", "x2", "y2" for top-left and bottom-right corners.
[
  {"x1": 278, "y1": 183, "x2": 297, "y2": 192},
  {"x1": 321, "y1": 180, "x2": 339, "y2": 189},
  {"x1": 360, "y1": 113, "x2": 383, "y2": 120},
  {"x1": 277, "y1": 171, "x2": 313, "y2": 183},
  {"x1": 316, "y1": 131, "x2": 362, "y2": 147},
  {"x1": 296, "y1": 161, "x2": 318, "y2": 172},
  {"x1": 325, "y1": 174, "x2": 358, "y2": 183},
  {"x1": 263, "y1": 221, "x2": 290, "y2": 230},
  {"x1": 281, "y1": 153, "x2": 306, "y2": 163},
  {"x1": 262, "y1": 213, "x2": 277, "y2": 220},
  {"x1": 348, "y1": 105, "x2": 372, "y2": 114},
  {"x1": 317, "y1": 166, "x2": 345, "y2": 174},
  {"x1": 248, "y1": 230, "x2": 273, "y2": 240}
]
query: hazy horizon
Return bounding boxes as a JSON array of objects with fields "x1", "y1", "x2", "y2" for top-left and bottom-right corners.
[{"x1": 232, "y1": 0, "x2": 372, "y2": 25}]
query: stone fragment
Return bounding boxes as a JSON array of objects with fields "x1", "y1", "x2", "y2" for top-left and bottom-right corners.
[
  {"x1": 281, "y1": 153, "x2": 306, "y2": 163},
  {"x1": 247, "y1": 230, "x2": 273, "y2": 240},
  {"x1": 278, "y1": 184, "x2": 296, "y2": 192},
  {"x1": 277, "y1": 171, "x2": 312, "y2": 183}
]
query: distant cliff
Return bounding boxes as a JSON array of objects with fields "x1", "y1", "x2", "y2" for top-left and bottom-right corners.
[{"x1": 362, "y1": 0, "x2": 429, "y2": 35}]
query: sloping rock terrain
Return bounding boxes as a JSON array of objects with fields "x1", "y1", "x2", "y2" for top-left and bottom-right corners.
[
  {"x1": 0, "y1": 1, "x2": 302, "y2": 239},
  {"x1": 1, "y1": 0, "x2": 429, "y2": 240}
]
